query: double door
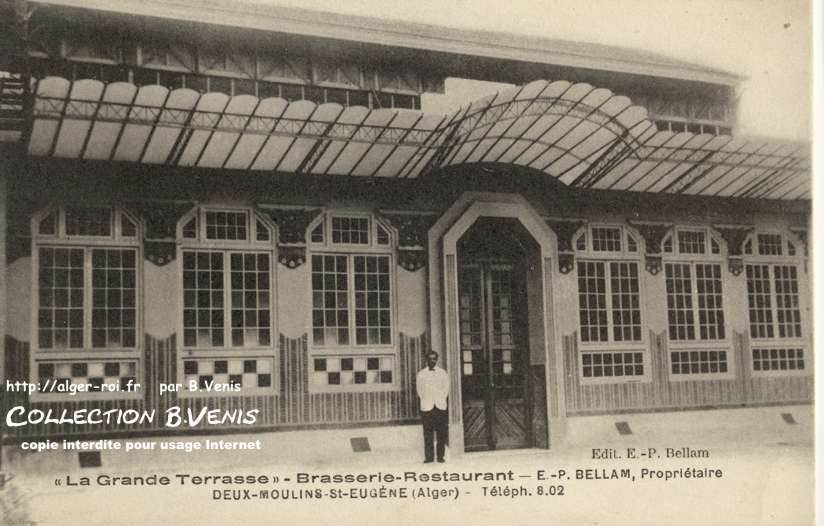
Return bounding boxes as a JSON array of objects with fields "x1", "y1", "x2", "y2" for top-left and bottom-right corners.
[{"x1": 458, "y1": 262, "x2": 531, "y2": 451}]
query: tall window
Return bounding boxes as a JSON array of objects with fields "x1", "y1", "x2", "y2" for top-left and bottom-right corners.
[
  {"x1": 308, "y1": 212, "x2": 396, "y2": 391},
  {"x1": 33, "y1": 206, "x2": 141, "y2": 396},
  {"x1": 743, "y1": 231, "x2": 806, "y2": 376},
  {"x1": 177, "y1": 207, "x2": 276, "y2": 393},
  {"x1": 661, "y1": 228, "x2": 729, "y2": 377},
  {"x1": 573, "y1": 224, "x2": 646, "y2": 382}
]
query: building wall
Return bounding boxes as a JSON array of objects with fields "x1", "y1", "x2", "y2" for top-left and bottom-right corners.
[{"x1": 2, "y1": 181, "x2": 812, "y2": 441}]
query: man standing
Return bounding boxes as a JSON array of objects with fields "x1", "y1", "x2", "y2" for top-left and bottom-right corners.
[{"x1": 416, "y1": 351, "x2": 449, "y2": 463}]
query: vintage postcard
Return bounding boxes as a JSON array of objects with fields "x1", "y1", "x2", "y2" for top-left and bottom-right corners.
[{"x1": 0, "y1": 0, "x2": 814, "y2": 524}]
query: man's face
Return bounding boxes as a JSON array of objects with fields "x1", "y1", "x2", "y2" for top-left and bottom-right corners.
[{"x1": 426, "y1": 353, "x2": 438, "y2": 369}]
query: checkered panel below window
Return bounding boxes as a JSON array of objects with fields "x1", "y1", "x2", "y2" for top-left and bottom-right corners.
[
  {"x1": 312, "y1": 356, "x2": 394, "y2": 386},
  {"x1": 581, "y1": 351, "x2": 644, "y2": 378},
  {"x1": 182, "y1": 358, "x2": 273, "y2": 390},
  {"x1": 670, "y1": 350, "x2": 728, "y2": 375},
  {"x1": 37, "y1": 360, "x2": 138, "y2": 393},
  {"x1": 752, "y1": 348, "x2": 805, "y2": 372}
]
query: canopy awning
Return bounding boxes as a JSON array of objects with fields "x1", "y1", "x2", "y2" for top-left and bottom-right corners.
[{"x1": 24, "y1": 77, "x2": 810, "y2": 200}]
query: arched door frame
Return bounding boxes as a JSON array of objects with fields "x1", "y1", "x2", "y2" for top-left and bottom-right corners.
[{"x1": 427, "y1": 192, "x2": 565, "y2": 454}]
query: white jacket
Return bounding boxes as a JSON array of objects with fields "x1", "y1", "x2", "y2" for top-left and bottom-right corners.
[{"x1": 416, "y1": 366, "x2": 449, "y2": 411}]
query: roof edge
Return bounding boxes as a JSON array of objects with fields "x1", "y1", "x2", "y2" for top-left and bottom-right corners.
[{"x1": 34, "y1": 0, "x2": 744, "y2": 86}]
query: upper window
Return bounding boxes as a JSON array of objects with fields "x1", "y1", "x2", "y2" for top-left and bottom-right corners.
[
  {"x1": 742, "y1": 231, "x2": 800, "y2": 258},
  {"x1": 180, "y1": 208, "x2": 271, "y2": 244},
  {"x1": 36, "y1": 205, "x2": 138, "y2": 241},
  {"x1": 661, "y1": 228, "x2": 722, "y2": 256},
  {"x1": 574, "y1": 224, "x2": 640, "y2": 254},
  {"x1": 178, "y1": 207, "x2": 275, "y2": 350},
  {"x1": 308, "y1": 213, "x2": 394, "y2": 349}
]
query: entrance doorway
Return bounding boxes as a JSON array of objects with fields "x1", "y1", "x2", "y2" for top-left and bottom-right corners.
[{"x1": 457, "y1": 218, "x2": 533, "y2": 451}]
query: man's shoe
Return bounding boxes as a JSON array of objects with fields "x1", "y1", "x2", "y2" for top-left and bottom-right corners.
[
  {"x1": 424, "y1": 460, "x2": 434, "y2": 464},
  {"x1": 437, "y1": 458, "x2": 445, "y2": 463}
]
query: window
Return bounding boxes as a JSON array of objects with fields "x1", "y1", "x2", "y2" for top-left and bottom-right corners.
[
  {"x1": 177, "y1": 206, "x2": 276, "y2": 393},
  {"x1": 307, "y1": 212, "x2": 395, "y2": 390},
  {"x1": 577, "y1": 261, "x2": 642, "y2": 343},
  {"x1": 743, "y1": 231, "x2": 807, "y2": 376},
  {"x1": 311, "y1": 253, "x2": 392, "y2": 346},
  {"x1": 661, "y1": 227, "x2": 730, "y2": 378},
  {"x1": 574, "y1": 224, "x2": 640, "y2": 254},
  {"x1": 661, "y1": 228, "x2": 723, "y2": 256},
  {"x1": 331, "y1": 216, "x2": 370, "y2": 245},
  {"x1": 664, "y1": 263, "x2": 725, "y2": 341},
  {"x1": 746, "y1": 264, "x2": 801, "y2": 339},
  {"x1": 32, "y1": 206, "x2": 141, "y2": 398},
  {"x1": 573, "y1": 224, "x2": 646, "y2": 383},
  {"x1": 181, "y1": 251, "x2": 271, "y2": 348}
]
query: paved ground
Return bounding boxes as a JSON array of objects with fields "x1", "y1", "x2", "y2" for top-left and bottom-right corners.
[{"x1": 1, "y1": 405, "x2": 815, "y2": 525}]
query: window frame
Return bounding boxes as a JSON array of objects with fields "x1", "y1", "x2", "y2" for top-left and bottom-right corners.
[
  {"x1": 743, "y1": 230, "x2": 809, "y2": 378},
  {"x1": 661, "y1": 227, "x2": 734, "y2": 381},
  {"x1": 30, "y1": 206, "x2": 143, "y2": 401},
  {"x1": 176, "y1": 206, "x2": 278, "y2": 396},
  {"x1": 305, "y1": 211, "x2": 398, "y2": 393},
  {"x1": 573, "y1": 223, "x2": 649, "y2": 385}
]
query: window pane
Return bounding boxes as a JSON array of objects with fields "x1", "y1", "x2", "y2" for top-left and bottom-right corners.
[
  {"x1": 677, "y1": 231, "x2": 706, "y2": 254},
  {"x1": 670, "y1": 350, "x2": 728, "y2": 375},
  {"x1": 774, "y1": 265, "x2": 801, "y2": 338},
  {"x1": 205, "y1": 211, "x2": 248, "y2": 241},
  {"x1": 591, "y1": 227, "x2": 622, "y2": 252},
  {"x1": 38, "y1": 247, "x2": 84, "y2": 349},
  {"x1": 577, "y1": 261, "x2": 608, "y2": 342},
  {"x1": 695, "y1": 264, "x2": 725, "y2": 340},
  {"x1": 229, "y1": 252, "x2": 271, "y2": 347},
  {"x1": 752, "y1": 347, "x2": 804, "y2": 371},
  {"x1": 353, "y1": 255, "x2": 392, "y2": 345},
  {"x1": 610, "y1": 262, "x2": 642, "y2": 342},
  {"x1": 331, "y1": 216, "x2": 370, "y2": 245},
  {"x1": 91, "y1": 249, "x2": 137, "y2": 348},
  {"x1": 311, "y1": 255, "x2": 349, "y2": 345},
  {"x1": 757, "y1": 234, "x2": 783, "y2": 256},
  {"x1": 746, "y1": 264, "x2": 774, "y2": 338},
  {"x1": 665, "y1": 263, "x2": 694, "y2": 340},
  {"x1": 183, "y1": 251, "x2": 224, "y2": 347},
  {"x1": 582, "y1": 351, "x2": 644, "y2": 378}
]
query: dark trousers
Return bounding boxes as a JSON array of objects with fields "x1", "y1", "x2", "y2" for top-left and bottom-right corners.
[{"x1": 421, "y1": 407, "x2": 448, "y2": 461}]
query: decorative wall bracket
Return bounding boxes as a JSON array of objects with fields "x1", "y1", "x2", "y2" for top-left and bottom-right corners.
[
  {"x1": 266, "y1": 208, "x2": 322, "y2": 245},
  {"x1": 382, "y1": 213, "x2": 436, "y2": 248},
  {"x1": 278, "y1": 245, "x2": 306, "y2": 269},
  {"x1": 790, "y1": 227, "x2": 808, "y2": 257},
  {"x1": 546, "y1": 219, "x2": 584, "y2": 274},
  {"x1": 628, "y1": 220, "x2": 672, "y2": 276},
  {"x1": 144, "y1": 240, "x2": 176, "y2": 266},
  {"x1": 130, "y1": 201, "x2": 194, "y2": 240},
  {"x1": 126, "y1": 201, "x2": 192, "y2": 266},
  {"x1": 558, "y1": 253, "x2": 575, "y2": 274},
  {"x1": 714, "y1": 224, "x2": 754, "y2": 276},
  {"x1": 382, "y1": 212, "x2": 437, "y2": 272},
  {"x1": 266, "y1": 208, "x2": 321, "y2": 268},
  {"x1": 398, "y1": 249, "x2": 426, "y2": 271},
  {"x1": 727, "y1": 257, "x2": 744, "y2": 276}
]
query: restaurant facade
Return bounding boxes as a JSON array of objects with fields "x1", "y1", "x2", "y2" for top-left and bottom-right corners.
[{"x1": 0, "y1": 0, "x2": 811, "y2": 455}]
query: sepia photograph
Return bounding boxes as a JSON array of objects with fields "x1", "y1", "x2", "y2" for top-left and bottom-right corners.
[{"x1": 0, "y1": 0, "x2": 815, "y2": 524}]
